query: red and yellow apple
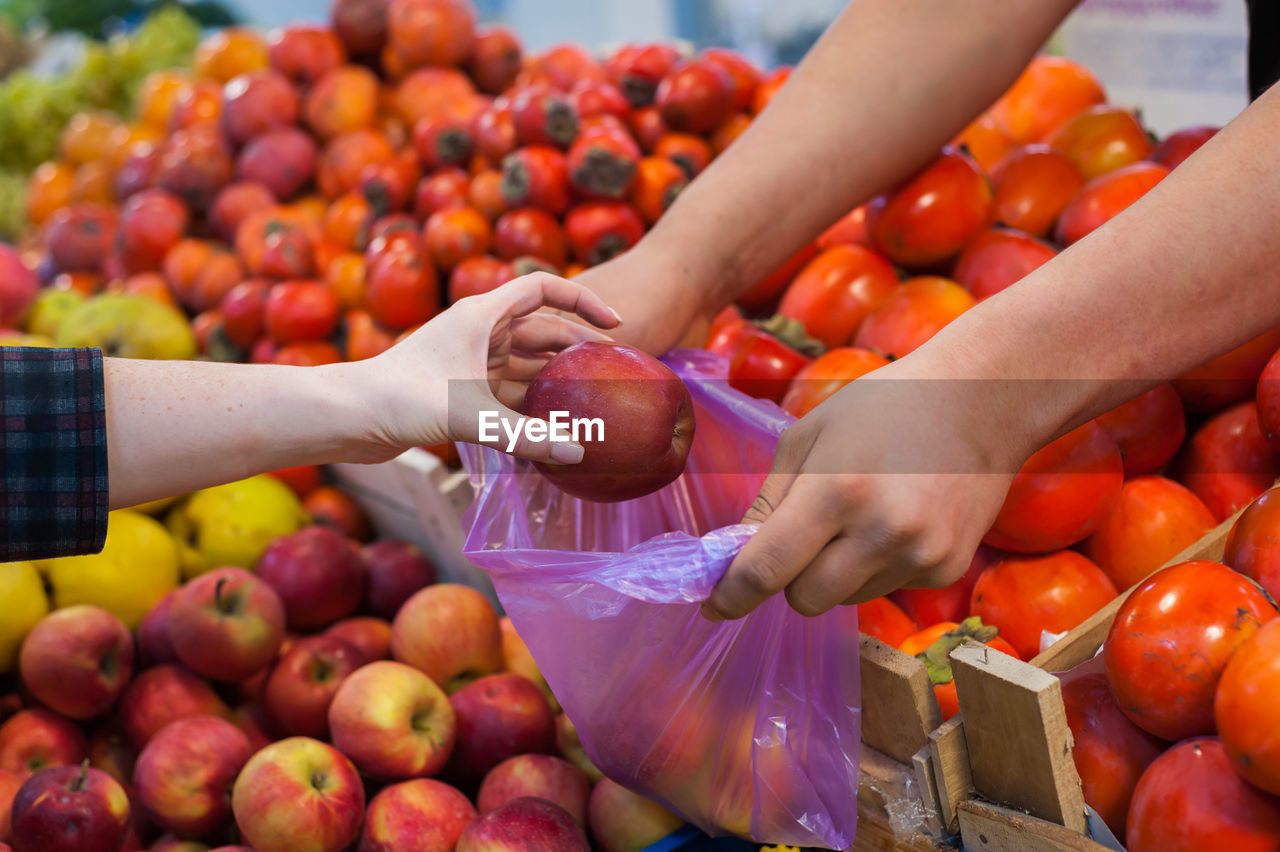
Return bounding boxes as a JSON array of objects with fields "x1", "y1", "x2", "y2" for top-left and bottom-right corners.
[
  {"x1": 391, "y1": 584, "x2": 503, "y2": 692},
  {"x1": 0, "y1": 710, "x2": 89, "y2": 779},
  {"x1": 456, "y1": 797, "x2": 590, "y2": 852},
  {"x1": 118, "y1": 666, "x2": 231, "y2": 750},
  {"x1": 169, "y1": 567, "x2": 286, "y2": 682},
  {"x1": 18, "y1": 606, "x2": 135, "y2": 720},
  {"x1": 358, "y1": 778, "x2": 476, "y2": 852},
  {"x1": 477, "y1": 755, "x2": 589, "y2": 824},
  {"x1": 133, "y1": 715, "x2": 253, "y2": 838},
  {"x1": 10, "y1": 764, "x2": 131, "y2": 852},
  {"x1": 498, "y1": 617, "x2": 557, "y2": 712},
  {"x1": 232, "y1": 737, "x2": 365, "y2": 852},
  {"x1": 329, "y1": 660, "x2": 456, "y2": 780},
  {"x1": 325, "y1": 616, "x2": 393, "y2": 662},
  {"x1": 263, "y1": 634, "x2": 365, "y2": 739}
]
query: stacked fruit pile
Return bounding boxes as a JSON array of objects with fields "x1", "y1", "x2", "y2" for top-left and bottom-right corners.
[
  {"x1": 705, "y1": 56, "x2": 1280, "y2": 743},
  {"x1": 0, "y1": 0, "x2": 786, "y2": 373},
  {"x1": 0, "y1": 467, "x2": 699, "y2": 852},
  {"x1": 1052, "y1": 483, "x2": 1280, "y2": 851}
]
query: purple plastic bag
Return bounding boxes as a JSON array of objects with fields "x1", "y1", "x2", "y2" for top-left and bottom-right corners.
[{"x1": 458, "y1": 349, "x2": 861, "y2": 848}]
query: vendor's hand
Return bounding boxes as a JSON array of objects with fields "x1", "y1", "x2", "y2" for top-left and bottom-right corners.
[
  {"x1": 350, "y1": 272, "x2": 620, "y2": 464},
  {"x1": 701, "y1": 355, "x2": 1034, "y2": 620},
  {"x1": 569, "y1": 244, "x2": 718, "y2": 356}
]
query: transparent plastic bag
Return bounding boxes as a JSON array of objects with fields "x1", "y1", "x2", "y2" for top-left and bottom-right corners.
[{"x1": 458, "y1": 349, "x2": 861, "y2": 848}]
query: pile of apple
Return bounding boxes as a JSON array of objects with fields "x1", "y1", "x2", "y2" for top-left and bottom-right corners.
[
  {"x1": 0, "y1": 0, "x2": 783, "y2": 378},
  {"x1": 0, "y1": 508, "x2": 697, "y2": 852}
]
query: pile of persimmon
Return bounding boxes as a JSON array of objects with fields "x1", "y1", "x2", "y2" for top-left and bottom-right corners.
[
  {"x1": 733, "y1": 57, "x2": 1280, "y2": 815},
  {"x1": 15, "y1": 0, "x2": 788, "y2": 377}
]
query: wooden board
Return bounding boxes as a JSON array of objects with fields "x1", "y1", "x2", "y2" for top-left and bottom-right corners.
[
  {"x1": 859, "y1": 636, "x2": 944, "y2": 764},
  {"x1": 957, "y1": 801, "x2": 1112, "y2": 852},
  {"x1": 927, "y1": 716, "x2": 972, "y2": 835},
  {"x1": 949, "y1": 643, "x2": 1087, "y2": 834}
]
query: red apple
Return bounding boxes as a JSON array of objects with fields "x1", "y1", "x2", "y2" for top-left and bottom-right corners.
[
  {"x1": 522, "y1": 341, "x2": 695, "y2": 502},
  {"x1": 0, "y1": 710, "x2": 88, "y2": 779},
  {"x1": 554, "y1": 714, "x2": 602, "y2": 784},
  {"x1": 358, "y1": 778, "x2": 476, "y2": 852},
  {"x1": 456, "y1": 797, "x2": 589, "y2": 852},
  {"x1": 232, "y1": 737, "x2": 365, "y2": 852},
  {"x1": 133, "y1": 716, "x2": 252, "y2": 838},
  {"x1": 0, "y1": 245, "x2": 38, "y2": 327},
  {"x1": 10, "y1": 764, "x2": 131, "y2": 852},
  {"x1": 477, "y1": 755, "x2": 589, "y2": 824},
  {"x1": 136, "y1": 591, "x2": 180, "y2": 667},
  {"x1": 587, "y1": 777, "x2": 685, "y2": 852},
  {"x1": 257, "y1": 526, "x2": 366, "y2": 630},
  {"x1": 264, "y1": 634, "x2": 365, "y2": 738},
  {"x1": 18, "y1": 606, "x2": 134, "y2": 720},
  {"x1": 447, "y1": 674, "x2": 555, "y2": 783},
  {"x1": 118, "y1": 666, "x2": 231, "y2": 750},
  {"x1": 329, "y1": 661, "x2": 456, "y2": 780},
  {"x1": 0, "y1": 768, "x2": 20, "y2": 841},
  {"x1": 325, "y1": 617, "x2": 393, "y2": 661},
  {"x1": 169, "y1": 567, "x2": 286, "y2": 682},
  {"x1": 391, "y1": 584, "x2": 503, "y2": 693},
  {"x1": 362, "y1": 540, "x2": 438, "y2": 619}
]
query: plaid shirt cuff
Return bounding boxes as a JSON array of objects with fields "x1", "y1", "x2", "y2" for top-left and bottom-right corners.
[{"x1": 2, "y1": 347, "x2": 109, "y2": 561}]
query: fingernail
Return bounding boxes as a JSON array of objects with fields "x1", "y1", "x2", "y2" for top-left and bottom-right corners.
[
  {"x1": 607, "y1": 307, "x2": 623, "y2": 324},
  {"x1": 550, "y1": 442, "x2": 585, "y2": 464}
]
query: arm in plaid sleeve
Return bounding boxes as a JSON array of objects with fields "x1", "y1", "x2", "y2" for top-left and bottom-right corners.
[{"x1": 1, "y1": 346, "x2": 108, "y2": 560}]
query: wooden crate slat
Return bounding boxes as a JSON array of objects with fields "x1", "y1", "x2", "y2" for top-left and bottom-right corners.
[
  {"x1": 859, "y1": 635, "x2": 944, "y2": 764},
  {"x1": 957, "y1": 801, "x2": 1112, "y2": 852},
  {"x1": 949, "y1": 643, "x2": 1087, "y2": 834},
  {"x1": 927, "y1": 716, "x2": 972, "y2": 835},
  {"x1": 911, "y1": 746, "x2": 945, "y2": 837}
]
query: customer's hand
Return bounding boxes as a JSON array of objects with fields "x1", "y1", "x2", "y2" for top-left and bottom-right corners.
[{"x1": 350, "y1": 272, "x2": 620, "y2": 464}]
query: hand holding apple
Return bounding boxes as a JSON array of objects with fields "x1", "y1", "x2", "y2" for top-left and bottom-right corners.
[{"x1": 523, "y1": 341, "x2": 695, "y2": 502}]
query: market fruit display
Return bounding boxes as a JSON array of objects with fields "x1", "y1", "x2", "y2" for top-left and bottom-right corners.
[
  {"x1": 0, "y1": 490, "x2": 697, "y2": 852},
  {"x1": 0, "y1": 0, "x2": 1276, "y2": 847}
]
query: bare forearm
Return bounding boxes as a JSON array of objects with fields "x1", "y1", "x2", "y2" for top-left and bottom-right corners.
[
  {"x1": 913, "y1": 85, "x2": 1280, "y2": 458},
  {"x1": 645, "y1": 0, "x2": 1079, "y2": 310},
  {"x1": 104, "y1": 359, "x2": 370, "y2": 509}
]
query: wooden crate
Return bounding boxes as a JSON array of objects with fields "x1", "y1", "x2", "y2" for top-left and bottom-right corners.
[{"x1": 946, "y1": 505, "x2": 1248, "y2": 852}]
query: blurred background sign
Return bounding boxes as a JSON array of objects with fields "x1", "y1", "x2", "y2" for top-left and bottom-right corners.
[{"x1": 1051, "y1": 0, "x2": 1249, "y2": 134}]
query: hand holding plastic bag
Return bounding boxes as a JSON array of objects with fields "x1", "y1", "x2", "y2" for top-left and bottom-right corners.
[{"x1": 459, "y1": 349, "x2": 861, "y2": 848}]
